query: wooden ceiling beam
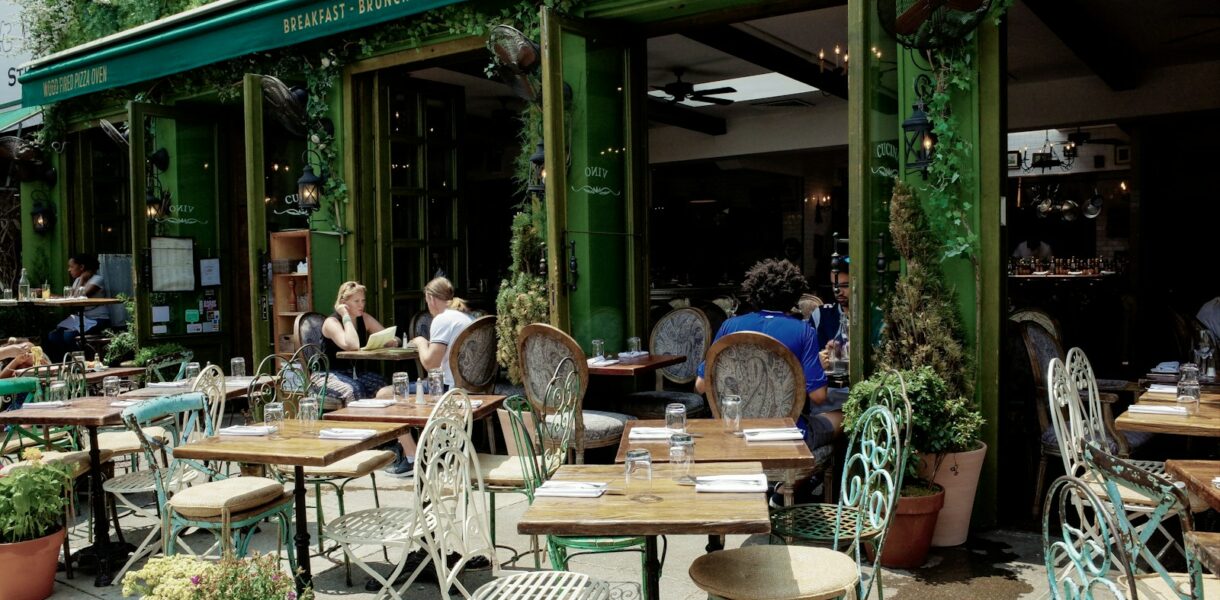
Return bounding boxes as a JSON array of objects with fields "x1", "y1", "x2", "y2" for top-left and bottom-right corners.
[
  {"x1": 646, "y1": 99, "x2": 728, "y2": 136},
  {"x1": 1023, "y1": 0, "x2": 1140, "y2": 91},
  {"x1": 682, "y1": 25, "x2": 848, "y2": 100}
]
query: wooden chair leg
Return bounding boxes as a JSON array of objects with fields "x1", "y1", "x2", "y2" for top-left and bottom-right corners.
[
  {"x1": 62, "y1": 510, "x2": 74, "y2": 579},
  {"x1": 1032, "y1": 453, "x2": 1048, "y2": 517}
]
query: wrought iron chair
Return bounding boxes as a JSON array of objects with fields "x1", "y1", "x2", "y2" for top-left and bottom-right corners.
[
  {"x1": 1, "y1": 362, "x2": 84, "y2": 455},
  {"x1": 0, "y1": 376, "x2": 56, "y2": 460},
  {"x1": 451, "y1": 315, "x2": 499, "y2": 394},
  {"x1": 770, "y1": 369, "x2": 912, "y2": 572},
  {"x1": 1041, "y1": 475, "x2": 1136, "y2": 599},
  {"x1": 688, "y1": 402, "x2": 904, "y2": 600},
  {"x1": 123, "y1": 393, "x2": 295, "y2": 568},
  {"x1": 620, "y1": 307, "x2": 712, "y2": 419},
  {"x1": 705, "y1": 331, "x2": 832, "y2": 503},
  {"x1": 517, "y1": 323, "x2": 635, "y2": 464},
  {"x1": 1083, "y1": 441, "x2": 1219, "y2": 598},
  {"x1": 144, "y1": 350, "x2": 193, "y2": 383}
]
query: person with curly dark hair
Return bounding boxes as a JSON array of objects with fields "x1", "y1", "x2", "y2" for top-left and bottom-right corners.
[{"x1": 694, "y1": 259, "x2": 836, "y2": 500}]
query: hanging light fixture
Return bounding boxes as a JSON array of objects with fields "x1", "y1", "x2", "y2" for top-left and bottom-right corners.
[
  {"x1": 30, "y1": 197, "x2": 54, "y2": 234},
  {"x1": 296, "y1": 149, "x2": 326, "y2": 212},
  {"x1": 1022, "y1": 130, "x2": 1075, "y2": 173},
  {"x1": 145, "y1": 176, "x2": 168, "y2": 219},
  {"x1": 527, "y1": 142, "x2": 546, "y2": 196},
  {"x1": 902, "y1": 97, "x2": 936, "y2": 176}
]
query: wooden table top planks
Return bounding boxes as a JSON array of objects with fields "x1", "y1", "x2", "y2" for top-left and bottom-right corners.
[
  {"x1": 324, "y1": 394, "x2": 506, "y2": 426},
  {"x1": 1116, "y1": 399, "x2": 1220, "y2": 437},
  {"x1": 172, "y1": 419, "x2": 408, "y2": 467},
  {"x1": 587, "y1": 354, "x2": 686, "y2": 376},
  {"x1": 615, "y1": 418, "x2": 814, "y2": 471},
  {"x1": 0, "y1": 396, "x2": 125, "y2": 427}
]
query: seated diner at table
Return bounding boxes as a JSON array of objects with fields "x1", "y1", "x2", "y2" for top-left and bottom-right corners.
[
  {"x1": 694, "y1": 258, "x2": 837, "y2": 497},
  {"x1": 45, "y1": 253, "x2": 109, "y2": 362},
  {"x1": 408, "y1": 276, "x2": 473, "y2": 390}
]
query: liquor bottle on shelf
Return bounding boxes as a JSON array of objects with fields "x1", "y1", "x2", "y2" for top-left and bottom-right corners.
[{"x1": 288, "y1": 279, "x2": 298, "y2": 312}]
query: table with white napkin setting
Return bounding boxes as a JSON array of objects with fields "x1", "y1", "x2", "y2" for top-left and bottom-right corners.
[
  {"x1": 109, "y1": 400, "x2": 140, "y2": 408},
  {"x1": 1127, "y1": 405, "x2": 1189, "y2": 416},
  {"x1": 218, "y1": 425, "x2": 277, "y2": 436},
  {"x1": 23, "y1": 401, "x2": 69, "y2": 409},
  {"x1": 534, "y1": 480, "x2": 608, "y2": 498},
  {"x1": 628, "y1": 426, "x2": 684, "y2": 441},
  {"x1": 1148, "y1": 384, "x2": 1179, "y2": 394},
  {"x1": 318, "y1": 428, "x2": 377, "y2": 440},
  {"x1": 742, "y1": 427, "x2": 804, "y2": 442},
  {"x1": 694, "y1": 473, "x2": 768, "y2": 493},
  {"x1": 587, "y1": 356, "x2": 620, "y2": 367},
  {"x1": 618, "y1": 350, "x2": 650, "y2": 360},
  {"x1": 346, "y1": 399, "x2": 397, "y2": 409},
  {"x1": 146, "y1": 381, "x2": 188, "y2": 388}
]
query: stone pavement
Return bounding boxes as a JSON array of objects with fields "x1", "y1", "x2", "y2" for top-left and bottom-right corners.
[{"x1": 48, "y1": 473, "x2": 1051, "y2": 599}]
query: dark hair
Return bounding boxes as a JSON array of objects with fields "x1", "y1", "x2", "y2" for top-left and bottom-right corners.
[
  {"x1": 741, "y1": 259, "x2": 807, "y2": 312},
  {"x1": 833, "y1": 256, "x2": 850, "y2": 275},
  {"x1": 70, "y1": 254, "x2": 99, "y2": 273}
]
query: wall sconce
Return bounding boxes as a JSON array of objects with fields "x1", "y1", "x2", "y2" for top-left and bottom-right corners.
[
  {"x1": 30, "y1": 196, "x2": 55, "y2": 234},
  {"x1": 145, "y1": 176, "x2": 169, "y2": 219},
  {"x1": 296, "y1": 149, "x2": 326, "y2": 212},
  {"x1": 527, "y1": 142, "x2": 546, "y2": 196},
  {"x1": 902, "y1": 98, "x2": 935, "y2": 176}
]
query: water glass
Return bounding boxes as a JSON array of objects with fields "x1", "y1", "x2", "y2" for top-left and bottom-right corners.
[
  {"x1": 625, "y1": 448, "x2": 652, "y2": 499},
  {"x1": 48, "y1": 381, "x2": 68, "y2": 403},
  {"x1": 1178, "y1": 363, "x2": 1202, "y2": 415},
  {"x1": 669, "y1": 433, "x2": 694, "y2": 481},
  {"x1": 185, "y1": 362, "x2": 201, "y2": 381},
  {"x1": 392, "y1": 372, "x2": 410, "y2": 402},
  {"x1": 230, "y1": 357, "x2": 246, "y2": 378},
  {"x1": 103, "y1": 375, "x2": 121, "y2": 398},
  {"x1": 627, "y1": 336, "x2": 642, "y2": 354},
  {"x1": 428, "y1": 368, "x2": 446, "y2": 396},
  {"x1": 62, "y1": 286, "x2": 71, "y2": 299},
  {"x1": 591, "y1": 339, "x2": 605, "y2": 359},
  {"x1": 2, "y1": 288, "x2": 10, "y2": 301},
  {"x1": 665, "y1": 403, "x2": 687, "y2": 433},
  {"x1": 720, "y1": 395, "x2": 743, "y2": 434},
  {"x1": 263, "y1": 402, "x2": 285, "y2": 438},
  {"x1": 298, "y1": 397, "x2": 320, "y2": 436}
]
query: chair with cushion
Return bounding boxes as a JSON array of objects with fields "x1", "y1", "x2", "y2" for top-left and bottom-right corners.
[
  {"x1": 619, "y1": 307, "x2": 711, "y2": 419},
  {"x1": 122, "y1": 392, "x2": 295, "y2": 568},
  {"x1": 688, "y1": 401, "x2": 904, "y2": 600},
  {"x1": 1, "y1": 364, "x2": 83, "y2": 455},
  {"x1": 705, "y1": 331, "x2": 832, "y2": 503},
  {"x1": 144, "y1": 350, "x2": 193, "y2": 383},
  {"x1": 517, "y1": 323, "x2": 635, "y2": 464},
  {"x1": 451, "y1": 315, "x2": 499, "y2": 394},
  {"x1": 0, "y1": 377, "x2": 65, "y2": 461}
]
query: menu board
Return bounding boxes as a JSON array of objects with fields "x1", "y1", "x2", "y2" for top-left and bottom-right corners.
[{"x1": 150, "y1": 236, "x2": 195, "y2": 292}]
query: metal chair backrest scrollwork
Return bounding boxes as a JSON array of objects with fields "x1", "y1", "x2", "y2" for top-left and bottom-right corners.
[
  {"x1": 1063, "y1": 348, "x2": 1109, "y2": 448},
  {"x1": 1042, "y1": 475, "x2": 1135, "y2": 599},
  {"x1": 26, "y1": 360, "x2": 87, "y2": 401},
  {"x1": 428, "y1": 387, "x2": 475, "y2": 438},
  {"x1": 650, "y1": 307, "x2": 711, "y2": 386},
  {"x1": 286, "y1": 343, "x2": 330, "y2": 414},
  {"x1": 145, "y1": 350, "x2": 194, "y2": 383},
  {"x1": 1047, "y1": 358, "x2": 1091, "y2": 480},
  {"x1": 122, "y1": 392, "x2": 219, "y2": 503},
  {"x1": 705, "y1": 331, "x2": 805, "y2": 421},
  {"x1": 190, "y1": 364, "x2": 226, "y2": 444},
  {"x1": 1083, "y1": 441, "x2": 1200, "y2": 599},
  {"x1": 451, "y1": 315, "x2": 499, "y2": 394},
  {"x1": 245, "y1": 353, "x2": 281, "y2": 420},
  {"x1": 518, "y1": 324, "x2": 590, "y2": 452},
  {"x1": 835, "y1": 402, "x2": 903, "y2": 600}
]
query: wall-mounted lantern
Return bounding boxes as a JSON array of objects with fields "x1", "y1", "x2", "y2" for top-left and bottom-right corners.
[
  {"x1": 296, "y1": 149, "x2": 326, "y2": 212},
  {"x1": 527, "y1": 142, "x2": 546, "y2": 197},
  {"x1": 31, "y1": 199, "x2": 55, "y2": 234}
]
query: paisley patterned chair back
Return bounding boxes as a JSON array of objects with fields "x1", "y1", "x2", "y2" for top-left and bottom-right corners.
[
  {"x1": 293, "y1": 312, "x2": 327, "y2": 362},
  {"x1": 1021, "y1": 321, "x2": 1065, "y2": 436},
  {"x1": 650, "y1": 307, "x2": 711, "y2": 385},
  {"x1": 451, "y1": 315, "x2": 498, "y2": 393},
  {"x1": 517, "y1": 324, "x2": 589, "y2": 451},
  {"x1": 704, "y1": 331, "x2": 804, "y2": 421}
]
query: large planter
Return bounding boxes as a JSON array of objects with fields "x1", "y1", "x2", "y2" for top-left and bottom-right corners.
[
  {"x1": 919, "y1": 442, "x2": 988, "y2": 547},
  {"x1": 0, "y1": 528, "x2": 65, "y2": 600},
  {"x1": 878, "y1": 485, "x2": 944, "y2": 569}
]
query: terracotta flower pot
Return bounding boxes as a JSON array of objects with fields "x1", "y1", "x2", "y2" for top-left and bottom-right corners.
[
  {"x1": 919, "y1": 442, "x2": 987, "y2": 547},
  {"x1": 0, "y1": 528, "x2": 65, "y2": 600},
  {"x1": 878, "y1": 485, "x2": 944, "y2": 569}
]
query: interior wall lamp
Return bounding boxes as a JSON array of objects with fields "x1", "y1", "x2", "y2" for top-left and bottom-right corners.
[
  {"x1": 30, "y1": 192, "x2": 54, "y2": 234},
  {"x1": 296, "y1": 149, "x2": 327, "y2": 212}
]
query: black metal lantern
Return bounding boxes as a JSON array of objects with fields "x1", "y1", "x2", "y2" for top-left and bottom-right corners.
[
  {"x1": 527, "y1": 142, "x2": 546, "y2": 196},
  {"x1": 902, "y1": 98, "x2": 936, "y2": 175},
  {"x1": 30, "y1": 200, "x2": 54, "y2": 234},
  {"x1": 145, "y1": 177, "x2": 167, "y2": 219},
  {"x1": 296, "y1": 150, "x2": 325, "y2": 212}
]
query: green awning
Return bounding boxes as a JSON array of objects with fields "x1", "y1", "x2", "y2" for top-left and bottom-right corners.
[
  {"x1": 0, "y1": 105, "x2": 42, "y2": 133},
  {"x1": 21, "y1": 0, "x2": 466, "y2": 105}
]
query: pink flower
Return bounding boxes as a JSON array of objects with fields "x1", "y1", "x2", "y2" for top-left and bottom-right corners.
[
  {"x1": 191, "y1": 575, "x2": 201, "y2": 585},
  {"x1": 287, "y1": 592, "x2": 297, "y2": 600}
]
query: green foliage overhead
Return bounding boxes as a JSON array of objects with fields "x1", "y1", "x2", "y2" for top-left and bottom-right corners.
[{"x1": 0, "y1": 450, "x2": 72, "y2": 543}]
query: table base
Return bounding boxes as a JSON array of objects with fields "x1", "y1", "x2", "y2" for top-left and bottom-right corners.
[
  {"x1": 293, "y1": 466, "x2": 311, "y2": 593},
  {"x1": 645, "y1": 536, "x2": 660, "y2": 599}
]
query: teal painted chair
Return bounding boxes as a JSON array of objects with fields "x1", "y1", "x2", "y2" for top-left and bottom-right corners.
[
  {"x1": 1041, "y1": 475, "x2": 1136, "y2": 599},
  {"x1": 689, "y1": 401, "x2": 904, "y2": 600},
  {"x1": 121, "y1": 392, "x2": 295, "y2": 569},
  {"x1": 1, "y1": 362, "x2": 84, "y2": 456},
  {"x1": 0, "y1": 376, "x2": 49, "y2": 460}
]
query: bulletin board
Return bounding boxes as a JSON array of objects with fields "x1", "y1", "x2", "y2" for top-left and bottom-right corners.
[{"x1": 150, "y1": 236, "x2": 195, "y2": 292}]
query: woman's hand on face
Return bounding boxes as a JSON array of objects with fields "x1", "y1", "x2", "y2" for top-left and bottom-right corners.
[
  {"x1": 336, "y1": 304, "x2": 351, "y2": 319},
  {"x1": 10, "y1": 352, "x2": 35, "y2": 370}
]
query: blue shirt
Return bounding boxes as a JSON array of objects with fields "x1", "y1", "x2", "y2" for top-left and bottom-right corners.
[{"x1": 697, "y1": 310, "x2": 829, "y2": 396}]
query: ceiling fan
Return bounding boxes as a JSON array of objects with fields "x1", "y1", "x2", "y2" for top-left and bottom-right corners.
[{"x1": 653, "y1": 69, "x2": 736, "y2": 106}]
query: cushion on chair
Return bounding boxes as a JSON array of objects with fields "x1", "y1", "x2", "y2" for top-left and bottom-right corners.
[
  {"x1": 0, "y1": 449, "x2": 112, "y2": 478},
  {"x1": 296, "y1": 450, "x2": 395, "y2": 478},
  {"x1": 619, "y1": 390, "x2": 708, "y2": 420},
  {"x1": 1, "y1": 430, "x2": 71, "y2": 454},
  {"x1": 1134, "y1": 573, "x2": 1220, "y2": 599},
  {"x1": 168, "y1": 476, "x2": 286, "y2": 518},
  {"x1": 689, "y1": 545, "x2": 857, "y2": 600},
  {"x1": 1040, "y1": 426, "x2": 1153, "y2": 456},
  {"x1": 581, "y1": 410, "x2": 635, "y2": 443},
  {"x1": 477, "y1": 452, "x2": 563, "y2": 487},
  {"x1": 93, "y1": 427, "x2": 170, "y2": 454}
]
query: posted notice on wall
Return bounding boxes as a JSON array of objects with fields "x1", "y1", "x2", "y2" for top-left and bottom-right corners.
[{"x1": 199, "y1": 258, "x2": 220, "y2": 286}]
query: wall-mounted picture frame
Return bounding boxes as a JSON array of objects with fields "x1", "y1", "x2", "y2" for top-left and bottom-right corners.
[
  {"x1": 1007, "y1": 151, "x2": 1021, "y2": 169},
  {"x1": 1115, "y1": 145, "x2": 1131, "y2": 165}
]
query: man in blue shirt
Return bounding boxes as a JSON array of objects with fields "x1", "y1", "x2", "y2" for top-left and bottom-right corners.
[
  {"x1": 812, "y1": 258, "x2": 848, "y2": 363},
  {"x1": 695, "y1": 259, "x2": 838, "y2": 452}
]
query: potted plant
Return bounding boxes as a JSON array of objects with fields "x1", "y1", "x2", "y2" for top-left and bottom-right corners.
[
  {"x1": 0, "y1": 449, "x2": 73, "y2": 600},
  {"x1": 123, "y1": 553, "x2": 311, "y2": 600},
  {"x1": 867, "y1": 180, "x2": 988, "y2": 552},
  {"x1": 103, "y1": 294, "x2": 137, "y2": 366}
]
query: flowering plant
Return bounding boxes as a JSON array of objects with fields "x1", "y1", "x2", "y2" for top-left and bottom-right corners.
[
  {"x1": 123, "y1": 554, "x2": 311, "y2": 600},
  {"x1": 0, "y1": 448, "x2": 72, "y2": 543}
]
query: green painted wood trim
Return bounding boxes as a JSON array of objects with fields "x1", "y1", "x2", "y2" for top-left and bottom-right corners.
[
  {"x1": 541, "y1": 6, "x2": 570, "y2": 331},
  {"x1": 243, "y1": 74, "x2": 270, "y2": 362},
  {"x1": 625, "y1": 37, "x2": 648, "y2": 342},
  {"x1": 127, "y1": 101, "x2": 149, "y2": 343},
  {"x1": 847, "y1": 0, "x2": 867, "y2": 383}
]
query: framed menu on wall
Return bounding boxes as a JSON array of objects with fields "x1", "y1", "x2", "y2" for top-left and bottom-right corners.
[{"x1": 150, "y1": 236, "x2": 195, "y2": 292}]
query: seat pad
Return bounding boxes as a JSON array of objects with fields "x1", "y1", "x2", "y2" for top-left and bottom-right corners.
[
  {"x1": 294, "y1": 450, "x2": 395, "y2": 478},
  {"x1": 580, "y1": 410, "x2": 635, "y2": 443},
  {"x1": 689, "y1": 545, "x2": 857, "y2": 600},
  {"x1": 477, "y1": 452, "x2": 562, "y2": 487},
  {"x1": 620, "y1": 390, "x2": 708, "y2": 419},
  {"x1": 0, "y1": 449, "x2": 112, "y2": 478},
  {"x1": 94, "y1": 427, "x2": 170, "y2": 454},
  {"x1": 169, "y1": 476, "x2": 285, "y2": 518},
  {"x1": 1041, "y1": 426, "x2": 1153, "y2": 455}
]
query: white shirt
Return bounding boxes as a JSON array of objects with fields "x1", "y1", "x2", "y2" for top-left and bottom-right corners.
[{"x1": 430, "y1": 309, "x2": 474, "y2": 386}]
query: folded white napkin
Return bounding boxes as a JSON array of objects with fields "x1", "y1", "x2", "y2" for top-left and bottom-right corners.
[
  {"x1": 586, "y1": 357, "x2": 620, "y2": 367},
  {"x1": 226, "y1": 376, "x2": 257, "y2": 385},
  {"x1": 319, "y1": 428, "x2": 376, "y2": 440},
  {"x1": 347, "y1": 399, "x2": 396, "y2": 408},
  {"x1": 628, "y1": 427, "x2": 683, "y2": 440},
  {"x1": 24, "y1": 401, "x2": 68, "y2": 409},
  {"x1": 743, "y1": 428, "x2": 804, "y2": 442},
  {"x1": 219, "y1": 425, "x2": 277, "y2": 436},
  {"x1": 618, "y1": 351, "x2": 650, "y2": 359},
  {"x1": 1153, "y1": 361, "x2": 1181, "y2": 374},
  {"x1": 695, "y1": 473, "x2": 768, "y2": 493},
  {"x1": 534, "y1": 481, "x2": 607, "y2": 498},
  {"x1": 1148, "y1": 384, "x2": 1179, "y2": 394},
  {"x1": 109, "y1": 400, "x2": 138, "y2": 407},
  {"x1": 147, "y1": 381, "x2": 186, "y2": 388},
  {"x1": 1128, "y1": 405, "x2": 1189, "y2": 416}
]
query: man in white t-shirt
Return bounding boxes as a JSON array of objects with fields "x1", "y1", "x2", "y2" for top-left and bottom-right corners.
[{"x1": 409, "y1": 277, "x2": 473, "y2": 387}]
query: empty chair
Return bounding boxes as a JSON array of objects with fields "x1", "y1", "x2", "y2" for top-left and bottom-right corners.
[
  {"x1": 1041, "y1": 475, "x2": 1135, "y2": 599},
  {"x1": 451, "y1": 315, "x2": 499, "y2": 394},
  {"x1": 144, "y1": 350, "x2": 193, "y2": 383},
  {"x1": 619, "y1": 307, "x2": 712, "y2": 419}
]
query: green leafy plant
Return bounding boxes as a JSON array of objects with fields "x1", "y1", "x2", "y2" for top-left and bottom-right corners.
[
  {"x1": 103, "y1": 293, "x2": 137, "y2": 365},
  {"x1": 123, "y1": 553, "x2": 311, "y2": 600},
  {"x1": 496, "y1": 204, "x2": 549, "y2": 384},
  {"x1": 133, "y1": 342, "x2": 190, "y2": 367},
  {"x1": 0, "y1": 448, "x2": 72, "y2": 543}
]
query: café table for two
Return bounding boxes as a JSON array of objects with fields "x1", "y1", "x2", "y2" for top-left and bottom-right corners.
[{"x1": 1115, "y1": 386, "x2": 1220, "y2": 437}]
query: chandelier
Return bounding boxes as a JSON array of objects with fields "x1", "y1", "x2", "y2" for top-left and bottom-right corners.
[{"x1": 1021, "y1": 130, "x2": 1076, "y2": 173}]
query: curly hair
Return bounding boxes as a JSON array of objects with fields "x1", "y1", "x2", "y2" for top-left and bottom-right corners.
[{"x1": 740, "y1": 259, "x2": 807, "y2": 312}]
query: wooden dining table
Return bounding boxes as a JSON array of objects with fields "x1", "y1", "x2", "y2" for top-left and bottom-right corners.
[
  {"x1": 1115, "y1": 398, "x2": 1220, "y2": 437},
  {"x1": 173, "y1": 419, "x2": 410, "y2": 592},
  {"x1": 616, "y1": 418, "x2": 814, "y2": 506},
  {"x1": 1138, "y1": 388, "x2": 1220, "y2": 404},
  {"x1": 517, "y1": 461, "x2": 771, "y2": 600},
  {"x1": 335, "y1": 347, "x2": 419, "y2": 362},
  {"x1": 119, "y1": 376, "x2": 269, "y2": 400},
  {"x1": 0, "y1": 397, "x2": 134, "y2": 586},
  {"x1": 324, "y1": 394, "x2": 507, "y2": 452},
  {"x1": 1165, "y1": 460, "x2": 1220, "y2": 574},
  {"x1": 587, "y1": 353, "x2": 685, "y2": 377}
]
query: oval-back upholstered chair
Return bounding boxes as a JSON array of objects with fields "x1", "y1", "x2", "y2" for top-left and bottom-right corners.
[
  {"x1": 619, "y1": 307, "x2": 711, "y2": 419},
  {"x1": 517, "y1": 323, "x2": 634, "y2": 464},
  {"x1": 451, "y1": 315, "x2": 499, "y2": 394},
  {"x1": 704, "y1": 331, "x2": 805, "y2": 422}
]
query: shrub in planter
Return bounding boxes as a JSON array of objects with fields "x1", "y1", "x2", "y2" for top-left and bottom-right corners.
[
  {"x1": 123, "y1": 553, "x2": 312, "y2": 600},
  {"x1": 0, "y1": 448, "x2": 74, "y2": 600}
]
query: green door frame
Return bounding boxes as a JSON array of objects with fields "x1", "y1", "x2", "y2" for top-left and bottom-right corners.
[{"x1": 243, "y1": 74, "x2": 271, "y2": 363}]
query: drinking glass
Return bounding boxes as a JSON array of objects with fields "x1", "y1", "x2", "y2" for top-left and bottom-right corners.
[
  {"x1": 428, "y1": 368, "x2": 446, "y2": 397},
  {"x1": 103, "y1": 376, "x2": 121, "y2": 398},
  {"x1": 392, "y1": 372, "x2": 410, "y2": 402},
  {"x1": 2, "y1": 288, "x2": 11, "y2": 301},
  {"x1": 625, "y1": 448, "x2": 652, "y2": 499},
  {"x1": 665, "y1": 403, "x2": 687, "y2": 433},
  {"x1": 720, "y1": 395, "x2": 743, "y2": 434},
  {"x1": 669, "y1": 433, "x2": 694, "y2": 482},
  {"x1": 185, "y1": 362, "x2": 201, "y2": 381},
  {"x1": 48, "y1": 381, "x2": 68, "y2": 404},
  {"x1": 1197, "y1": 332, "x2": 1215, "y2": 382},
  {"x1": 62, "y1": 286, "x2": 71, "y2": 299},
  {"x1": 298, "y1": 397, "x2": 320, "y2": 436},
  {"x1": 591, "y1": 339, "x2": 605, "y2": 359},
  {"x1": 263, "y1": 401, "x2": 285, "y2": 438},
  {"x1": 1178, "y1": 363, "x2": 1201, "y2": 415},
  {"x1": 627, "y1": 336, "x2": 642, "y2": 354},
  {"x1": 230, "y1": 357, "x2": 246, "y2": 378}
]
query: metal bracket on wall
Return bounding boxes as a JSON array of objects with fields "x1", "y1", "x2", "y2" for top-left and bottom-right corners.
[{"x1": 567, "y1": 239, "x2": 578, "y2": 292}]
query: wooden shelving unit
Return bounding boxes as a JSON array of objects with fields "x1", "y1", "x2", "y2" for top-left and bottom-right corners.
[{"x1": 270, "y1": 230, "x2": 312, "y2": 355}]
